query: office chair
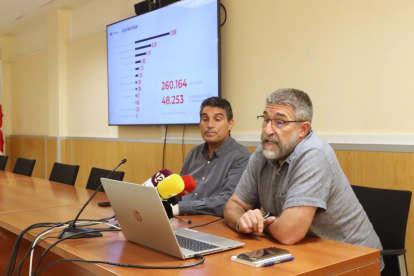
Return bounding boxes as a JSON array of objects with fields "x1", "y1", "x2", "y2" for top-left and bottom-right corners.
[
  {"x1": 86, "y1": 167, "x2": 125, "y2": 192},
  {"x1": 49, "y1": 162, "x2": 80, "y2": 186},
  {"x1": 13, "y1": 158, "x2": 36, "y2": 176},
  {"x1": 352, "y1": 185, "x2": 411, "y2": 276},
  {"x1": 0, "y1": 155, "x2": 9, "y2": 171}
]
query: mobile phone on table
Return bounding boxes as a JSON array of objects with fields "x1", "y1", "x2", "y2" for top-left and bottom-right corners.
[{"x1": 236, "y1": 246, "x2": 289, "y2": 262}]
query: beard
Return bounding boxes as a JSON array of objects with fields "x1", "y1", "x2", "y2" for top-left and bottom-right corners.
[{"x1": 261, "y1": 130, "x2": 300, "y2": 161}]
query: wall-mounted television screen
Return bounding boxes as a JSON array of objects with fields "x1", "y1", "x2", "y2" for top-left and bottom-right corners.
[{"x1": 107, "y1": 0, "x2": 220, "y2": 125}]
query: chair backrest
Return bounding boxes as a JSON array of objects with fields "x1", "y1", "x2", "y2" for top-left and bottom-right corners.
[
  {"x1": 0, "y1": 155, "x2": 9, "y2": 171},
  {"x1": 86, "y1": 167, "x2": 125, "y2": 192},
  {"x1": 351, "y1": 185, "x2": 412, "y2": 250},
  {"x1": 13, "y1": 158, "x2": 36, "y2": 176},
  {"x1": 49, "y1": 162, "x2": 80, "y2": 186}
]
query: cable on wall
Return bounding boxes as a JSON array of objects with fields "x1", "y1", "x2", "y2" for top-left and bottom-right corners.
[
  {"x1": 220, "y1": 3, "x2": 227, "y2": 26},
  {"x1": 162, "y1": 125, "x2": 168, "y2": 169},
  {"x1": 182, "y1": 125, "x2": 185, "y2": 163}
]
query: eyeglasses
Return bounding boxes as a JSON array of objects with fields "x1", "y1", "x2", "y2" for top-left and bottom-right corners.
[{"x1": 257, "y1": 115, "x2": 305, "y2": 129}]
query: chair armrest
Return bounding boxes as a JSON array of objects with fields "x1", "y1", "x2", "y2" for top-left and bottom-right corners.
[{"x1": 380, "y1": 249, "x2": 406, "y2": 256}]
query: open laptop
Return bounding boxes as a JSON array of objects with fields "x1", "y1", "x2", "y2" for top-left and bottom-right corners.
[{"x1": 101, "y1": 178, "x2": 245, "y2": 259}]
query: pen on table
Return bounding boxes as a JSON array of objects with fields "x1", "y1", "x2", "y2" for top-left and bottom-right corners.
[{"x1": 261, "y1": 257, "x2": 295, "y2": 267}]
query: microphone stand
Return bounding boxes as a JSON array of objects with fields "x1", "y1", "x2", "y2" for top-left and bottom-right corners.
[{"x1": 57, "y1": 159, "x2": 127, "y2": 239}]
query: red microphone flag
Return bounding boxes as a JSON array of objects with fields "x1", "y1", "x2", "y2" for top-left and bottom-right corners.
[{"x1": 176, "y1": 175, "x2": 196, "y2": 197}]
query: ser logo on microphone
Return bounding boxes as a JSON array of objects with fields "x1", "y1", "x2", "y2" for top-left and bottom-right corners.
[
  {"x1": 133, "y1": 210, "x2": 142, "y2": 222},
  {"x1": 153, "y1": 172, "x2": 166, "y2": 184}
]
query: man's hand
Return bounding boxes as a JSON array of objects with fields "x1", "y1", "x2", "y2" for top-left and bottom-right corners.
[
  {"x1": 224, "y1": 193, "x2": 317, "y2": 245},
  {"x1": 237, "y1": 209, "x2": 276, "y2": 234}
]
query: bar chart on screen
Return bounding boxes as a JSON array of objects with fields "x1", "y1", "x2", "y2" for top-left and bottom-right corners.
[{"x1": 107, "y1": 0, "x2": 219, "y2": 125}]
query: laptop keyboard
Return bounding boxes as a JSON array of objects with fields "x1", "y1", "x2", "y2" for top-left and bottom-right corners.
[{"x1": 176, "y1": 235, "x2": 219, "y2": 252}]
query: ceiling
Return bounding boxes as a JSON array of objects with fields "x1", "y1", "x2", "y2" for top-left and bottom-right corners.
[{"x1": 0, "y1": 0, "x2": 92, "y2": 35}]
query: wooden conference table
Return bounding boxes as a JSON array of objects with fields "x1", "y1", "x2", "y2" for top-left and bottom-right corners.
[{"x1": 0, "y1": 171, "x2": 380, "y2": 275}]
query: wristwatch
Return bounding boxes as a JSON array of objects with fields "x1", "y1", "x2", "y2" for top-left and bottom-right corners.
[{"x1": 235, "y1": 218, "x2": 241, "y2": 232}]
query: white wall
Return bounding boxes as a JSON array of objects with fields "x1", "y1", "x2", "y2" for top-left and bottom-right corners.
[
  {"x1": 71, "y1": 0, "x2": 139, "y2": 39},
  {"x1": 66, "y1": 32, "x2": 117, "y2": 137},
  {"x1": 3, "y1": 0, "x2": 414, "y2": 142},
  {"x1": 11, "y1": 50, "x2": 49, "y2": 135},
  {"x1": 13, "y1": 19, "x2": 47, "y2": 59}
]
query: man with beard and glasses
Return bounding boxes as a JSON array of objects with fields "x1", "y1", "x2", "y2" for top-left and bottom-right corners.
[
  {"x1": 171, "y1": 97, "x2": 252, "y2": 217},
  {"x1": 224, "y1": 88, "x2": 383, "y2": 269}
]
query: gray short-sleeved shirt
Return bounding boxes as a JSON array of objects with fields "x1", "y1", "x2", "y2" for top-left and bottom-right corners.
[{"x1": 236, "y1": 131, "x2": 383, "y2": 265}]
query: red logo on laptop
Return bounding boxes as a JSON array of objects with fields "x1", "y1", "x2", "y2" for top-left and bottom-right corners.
[{"x1": 133, "y1": 210, "x2": 142, "y2": 222}]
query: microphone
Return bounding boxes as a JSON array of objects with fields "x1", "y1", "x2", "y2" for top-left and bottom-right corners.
[
  {"x1": 167, "y1": 175, "x2": 197, "y2": 206},
  {"x1": 156, "y1": 174, "x2": 184, "y2": 199},
  {"x1": 161, "y1": 175, "x2": 195, "y2": 220},
  {"x1": 98, "y1": 159, "x2": 129, "y2": 207},
  {"x1": 57, "y1": 159, "x2": 127, "y2": 239},
  {"x1": 176, "y1": 175, "x2": 196, "y2": 197},
  {"x1": 142, "y1": 169, "x2": 173, "y2": 187}
]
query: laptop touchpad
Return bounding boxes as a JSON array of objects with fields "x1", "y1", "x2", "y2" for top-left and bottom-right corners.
[{"x1": 197, "y1": 235, "x2": 228, "y2": 244}]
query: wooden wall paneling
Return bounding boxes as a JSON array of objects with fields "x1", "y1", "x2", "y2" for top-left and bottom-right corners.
[
  {"x1": 66, "y1": 140, "x2": 123, "y2": 188},
  {"x1": 87, "y1": 140, "x2": 127, "y2": 188},
  {"x1": 60, "y1": 140, "x2": 125, "y2": 188},
  {"x1": 91, "y1": 140, "x2": 128, "y2": 175},
  {"x1": 164, "y1": 143, "x2": 199, "y2": 174},
  {"x1": 335, "y1": 150, "x2": 414, "y2": 190},
  {"x1": 183, "y1": 144, "x2": 196, "y2": 158},
  {"x1": 10, "y1": 137, "x2": 22, "y2": 174},
  {"x1": 246, "y1": 146, "x2": 256, "y2": 154},
  {"x1": 61, "y1": 139, "x2": 67, "y2": 164},
  {"x1": 391, "y1": 152, "x2": 414, "y2": 190},
  {"x1": 4, "y1": 137, "x2": 11, "y2": 171},
  {"x1": 335, "y1": 150, "x2": 414, "y2": 275},
  {"x1": 61, "y1": 139, "x2": 74, "y2": 165},
  {"x1": 182, "y1": 143, "x2": 198, "y2": 168},
  {"x1": 76, "y1": 140, "x2": 94, "y2": 188},
  {"x1": 164, "y1": 143, "x2": 187, "y2": 174},
  {"x1": 9, "y1": 137, "x2": 46, "y2": 179},
  {"x1": 61, "y1": 140, "x2": 166, "y2": 187},
  {"x1": 46, "y1": 138, "x2": 57, "y2": 179},
  {"x1": 124, "y1": 142, "x2": 164, "y2": 184},
  {"x1": 9, "y1": 137, "x2": 20, "y2": 172},
  {"x1": 62, "y1": 140, "x2": 94, "y2": 188}
]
